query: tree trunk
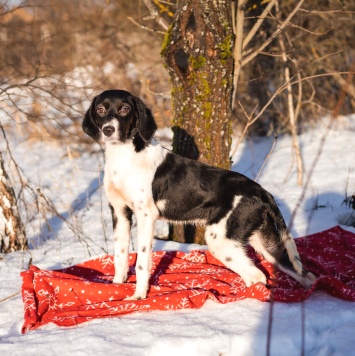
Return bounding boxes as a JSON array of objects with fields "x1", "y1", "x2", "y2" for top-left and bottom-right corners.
[
  {"x1": 161, "y1": 0, "x2": 234, "y2": 244},
  {"x1": 0, "y1": 151, "x2": 27, "y2": 253}
]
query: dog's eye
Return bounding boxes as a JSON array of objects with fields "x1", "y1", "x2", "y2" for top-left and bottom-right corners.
[
  {"x1": 119, "y1": 105, "x2": 130, "y2": 116},
  {"x1": 97, "y1": 106, "x2": 106, "y2": 115}
]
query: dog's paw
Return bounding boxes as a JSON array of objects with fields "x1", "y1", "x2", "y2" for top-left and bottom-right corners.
[
  {"x1": 112, "y1": 275, "x2": 125, "y2": 284},
  {"x1": 302, "y1": 271, "x2": 317, "y2": 289},
  {"x1": 124, "y1": 293, "x2": 146, "y2": 301},
  {"x1": 242, "y1": 266, "x2": 267, "y2": 287}
]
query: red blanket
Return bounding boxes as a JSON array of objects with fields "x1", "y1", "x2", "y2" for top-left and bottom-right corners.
[{"x1": 21, "y1": 226, "x2": 355, "y2": 333}]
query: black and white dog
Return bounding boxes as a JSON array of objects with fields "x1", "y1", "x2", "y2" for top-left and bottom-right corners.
[{"x1": 83, "y1": 89, "x2": 315, "y2": 300}]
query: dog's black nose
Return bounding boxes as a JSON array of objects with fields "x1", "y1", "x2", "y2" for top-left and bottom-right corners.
[{"x1": 103, "y1": 125, "x2": 115, "y2": 137}]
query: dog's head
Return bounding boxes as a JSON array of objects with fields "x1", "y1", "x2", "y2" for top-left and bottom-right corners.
[{"x1": 83, "y1": 90, "x2": 157, "y2": 151}]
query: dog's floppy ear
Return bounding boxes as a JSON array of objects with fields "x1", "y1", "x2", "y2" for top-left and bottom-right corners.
[
  {"x1": 132, "y1": 96, "x2": 157, "y2": 143},
  {"x1": 83, "y1": 96, "x2": 100, "y2": 142}
]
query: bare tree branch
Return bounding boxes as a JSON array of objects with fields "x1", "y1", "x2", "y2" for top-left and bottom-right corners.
[
  {"x1": 127, "y1": 16, "x2": 166, "y2": 35},
  {"x1": 242, "y1": 0, "x2": 278, "y2": 50},
  {"x1": 232, "y1": 0, "x2": 247, "y2": 110},
  {"x1": 142, "y1": 0, "x2": 169, "y2": 31},
  {"x1": 231, "y1": 70, "x2": 355, "y2": 159},
  {"x1": 241, "y1": 0, "x2": 305, "y2": 68},
  {"x1": 277, "y1": 2, "x2": 303, "y2": 186}
]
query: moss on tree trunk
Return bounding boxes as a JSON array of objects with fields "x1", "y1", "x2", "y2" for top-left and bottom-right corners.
[{"x1": 162, "y1": 0, "x2": 234, "y2": 244}]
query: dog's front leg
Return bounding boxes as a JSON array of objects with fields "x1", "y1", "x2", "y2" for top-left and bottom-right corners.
[
  {"x1": 109, "y1": 203, "x2": 132, "y2": 285},
  {"x1": 125, "y1": 210, "x2": 156, "y2": 300}
]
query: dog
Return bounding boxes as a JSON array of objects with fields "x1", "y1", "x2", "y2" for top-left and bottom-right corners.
[{"x1": 83, "y1": 89, "x2": 316, "y2": 300}]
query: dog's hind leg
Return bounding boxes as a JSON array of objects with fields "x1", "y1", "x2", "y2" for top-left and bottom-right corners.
[
  {"x1": 278, "y1": 231, "x2": 316, "y2": 288},
  {"x1": 249, "y1": 230, "x2": 316, "y2": 288},
  {"x1": 205, "y1": 225, "x2": 267, "y2": 287}
]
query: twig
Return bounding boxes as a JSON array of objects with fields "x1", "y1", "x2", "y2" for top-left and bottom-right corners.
[
  {"x1": 142, "y1": 0, "x2": 169, "y2": 31},
  {"x1": 331, "y1": 72, "x2": 355, "y2": 103},
  {"x1": 269, "y1": 8, "x2": 335, "y2": 37},
  {"x1": 242, "y1": 0, "x2": 305, "y2": 68},
  {"x1": 230, "y1": 101, "x2": 258, "y2": 158},
  {"x1": 288, "y1": 116, "x2": 333, "y2": 232},
  {"x1": 127, "y1": 16, "x2": 166, "y2": 35},
  {"x1": 0, "y1": 291, "x2": 20, "y2": 303},
  {"x1": 287, "y1": 31, "x2": 303, "y2": 124},
  {"x1": 242, "y1": 0, "x2": 278, "y2": 50},
  {"x1": 37, "y1": 189, "x2": 107, "y2": 255},
  {"x1": 231, "y1": 0, "x2": 247, "y2": 110},
  {"x1": 255, "y1": 134, "x2": 278, "y2": 182},
  {"x1": 288, "y1": 65, "x2": 354, "y2": 231},
  {"x1": 230, "y1": 70, "x2": 355, "y2": 158},
  {"x1": 277, "y1": 3, "x2": 303, "y2": 186},
  {"x1": 298, "y1": 9, "x2": 355, "y2": 15}
]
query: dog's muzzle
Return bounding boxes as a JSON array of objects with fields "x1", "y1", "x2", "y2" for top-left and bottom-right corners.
[{"x1": 103, "y1": 125, "x2": 115, "y2": 137}]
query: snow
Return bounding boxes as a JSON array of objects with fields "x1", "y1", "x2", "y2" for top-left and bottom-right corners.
[{"x1": 0, "y1": 112, "x2": 355, "y2": 355}]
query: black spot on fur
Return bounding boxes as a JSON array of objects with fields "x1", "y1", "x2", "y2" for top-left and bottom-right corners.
[
  {"x1": 279, "y1": 249, "x2": 298, "y2": 274},
  {"x1": 138, "y1": 265, "x2": 143, "y2": 270},
  {"x1": 142, "y1": 246, "x2": 147, "y2": 253},
  {"x1": 225, "y1": 257, "x2": 232, "y2": 262},
  {"x1": 109, "y1": 204, "x2": 118, "y2": 230},
  {"x1": 123, "y1": 206, "x2": 133, "y2": 222}
]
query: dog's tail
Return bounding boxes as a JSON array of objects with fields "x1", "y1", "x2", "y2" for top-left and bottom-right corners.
[
  {"x1": 250, "y1": 209, "x2": 316, "y2": 289},
  {"x1": 277, "y1": 229, "x2": 316, "y2": 288}
]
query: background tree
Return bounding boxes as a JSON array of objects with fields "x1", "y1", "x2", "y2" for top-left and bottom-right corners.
[
  {"x1": 0, "y1": 151, "x2": 26, "y2": 252},
  {"x1": 161, "y1": 0, "x2": 234, "y2": 243}
]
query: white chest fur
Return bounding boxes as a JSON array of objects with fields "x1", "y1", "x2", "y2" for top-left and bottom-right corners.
[{"x1": 103, "y1": 140, "x2": 167, "y2": 212}]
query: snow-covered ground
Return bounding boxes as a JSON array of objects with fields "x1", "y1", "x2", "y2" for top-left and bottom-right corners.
[{"x1": 0, "y1": 113, "x2": 354, "y2": 355}]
